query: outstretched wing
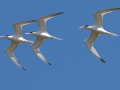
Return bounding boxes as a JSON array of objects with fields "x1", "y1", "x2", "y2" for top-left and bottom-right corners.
[
  {"x1": 37, "y1": 12, "x2": 64, "y2": 32},
  {"x1": 5, "y1": 41, "x2": 25, "y2": 70},
  {"x1": 13, "y1": 20, "x2": 36, "y2": 37},
  {"x1": 31, "y1": 37, "x2": 51, "y2": 65},
  {"x1": 84, "y1": 32, "x2": 105, "y2": 63},
  {"x1": 94, "y1": 8, "x2": 120, "y2": 27}
]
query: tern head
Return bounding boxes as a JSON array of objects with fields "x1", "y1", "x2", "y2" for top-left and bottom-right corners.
[
  {"x1": 79, "y1": 25, "x2": 90, "y2": 29},
  {"x1": 25, "y1": 32, "x2": 34, "y2": 35}
]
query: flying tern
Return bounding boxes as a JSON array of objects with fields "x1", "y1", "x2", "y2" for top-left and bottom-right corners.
[
  {"x1": 80, "y1": 8, "x2": 120, "y2": 63},
  {"x1": 25, "y1": 12, "x2": 64, "y2": 65},
  {"x1": 0, "y1": 20, "x2": 36, "y2": 70}
]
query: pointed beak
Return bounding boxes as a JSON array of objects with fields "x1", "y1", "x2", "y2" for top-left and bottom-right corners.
[
  {"x1": 79, "y1": 26, "x2": 86, "y2": 28},
  {"x1": 0, "y1": 36, "x2": 6, "y2": 38},
  {"x1": 25, "y1": 32, "x2": 31, "y2": 34}
]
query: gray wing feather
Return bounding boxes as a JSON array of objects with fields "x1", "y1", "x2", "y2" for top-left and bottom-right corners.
[
  {"x1": 5, "y1": 41, "x2": 26, "y2": 70},
  {"x1": 37, "y1": 12, "x2": 64, "y2": 32},
  {"x1": 31, "y1": 37, "x2": 51, "y2": 65},
  {"x1": 85, "y1": 32, "x2": 105, "y2": 63},
  {"x1": 13, "y1": 20, "x2": 36, "y2": 37},
  {"x1": 94, "y1": 8, "x2": 120, "y2": 27}
]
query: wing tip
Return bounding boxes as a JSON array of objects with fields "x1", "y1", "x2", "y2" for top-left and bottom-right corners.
[
  {"x1": 115, "y1": 8, "x2": 120, "y2": 10},
  {"x1": 110, "y1": 8, "x2": 120, "y2": 10},
  {"x1": 55, "y1": 12, "x2": 64, "y2": 16},
  {"x1": 59, "y1": 12, "x2": 64, "y2": 14},
  {"x1": 28, "y1": 20, "x2": 37, "y2": 23},
  {"x1": 100, "y1": 58, "x2": 106, "y2": 63},
  {"x1": 22, "y1": 67, "x2": 26, "y2": 70},
  {"x1": 48, "y1": 62, "x2": 52, "y2": 65}
]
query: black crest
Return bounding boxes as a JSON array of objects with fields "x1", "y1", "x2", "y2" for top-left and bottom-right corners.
[
  {"x1": 30, "y1": 32, "x2": 33, "y2": 33},
  {"x1": 85, "y1": 25, "x2": 89, "y2": 27}
]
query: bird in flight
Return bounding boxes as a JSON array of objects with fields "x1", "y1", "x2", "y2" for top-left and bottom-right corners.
[
  {"x1": 25, "y1": 12, "x2": 64, "y2": 65},
  {"x1": 80, "y1": 8, "x2": 120, "y2": 63},
  {"x1": 0, "y1": 20, "x2": 36, "y2": 70}
]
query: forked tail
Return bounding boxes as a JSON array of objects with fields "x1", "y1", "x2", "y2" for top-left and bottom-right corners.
[
  {"x1": 50, "y1": 35, "x2": 62, "y2": 40},
  {"x1": 27, "y1": 40, "x2": 34, "y2": 43},
  {"x1": 107, "y1": 32, "x2": 119, "y2": 37}
]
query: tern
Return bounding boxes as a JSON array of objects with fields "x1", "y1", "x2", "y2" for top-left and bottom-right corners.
[
  {"x1": 80, "y1": 8, "x2": 120, "y2": 63},
  {"x1": 0, "y1": 20, "x2": 36, "y2": 70},
  {"x1": 25, "y1": 12, "x2": 64, "y2": 65}
]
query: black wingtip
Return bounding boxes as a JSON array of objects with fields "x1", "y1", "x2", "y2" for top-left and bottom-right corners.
[
  {"x1": 116, "y1": 8, "x2": 120, "y2": 10},
  {"x1": 59, "y1": 12, "x2": 64, "y2": 14},
  {"x1": 100, "y1": 58, "x2": 106, "y2": 63},
  {"x1": 55, "y1": 12, "x2": 64, "y2": 16},
  {"x1": 32, "y1": 20, "x2": 37, "y2": 22},
  {"x1": 102, "y1": 60, "x2": 106, "y2": 63},
  {"x1": 48, "y1": 62, "x2": 52, "y2": 65},
  {"x1": 22, "y1": 67, "x2": 26, "y2": 70},
  {"x1": 60, "y1": 12, "x2": 64, "y2": 14},
  {"x1": 29, "y1": 20, "x2": 37, "y2": 23}
]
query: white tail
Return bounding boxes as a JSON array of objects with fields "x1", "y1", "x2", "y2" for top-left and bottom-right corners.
[
  {"x1": 50, "y1": 35, "x2": 62, "y2": 40},
  {"x1": 107, "y1": 32, "x2": 119, "y2": 37},
  {"x1": 27, "y1": 40, "x2": 34, "y2": 43}
]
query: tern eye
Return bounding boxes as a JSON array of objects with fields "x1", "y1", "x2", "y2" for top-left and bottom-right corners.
[
  {"x1": 30, "y1": 32, "x2": 33, "y2": 33},
  {"x1": 85, "y1": 25, "x2": 89, "y2": 27}
]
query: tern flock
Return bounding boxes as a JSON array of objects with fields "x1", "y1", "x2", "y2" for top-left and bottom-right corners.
[{"x1": 1, "y1": 8, "x2": 120, "y2": 70}]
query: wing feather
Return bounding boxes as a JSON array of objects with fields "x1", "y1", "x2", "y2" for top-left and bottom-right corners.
[
  {"x1": 94, "y1": 8, "x2": 120, "y2": 27},
  {"x1": 5, "y1": 41, "x2": 26, "y2": 70},
  {"x1": 31, "y1": 37, "x2": 51, "y2": 65},
  {"x1": 13, "y1": 20, "x2": 36, "y2": 37},
  {"x1": 85, "y1": 32, "x2": 105, "y2": 63},
  {"x1": 37, "y1": 12, "x2": 64, "y2": 32}
]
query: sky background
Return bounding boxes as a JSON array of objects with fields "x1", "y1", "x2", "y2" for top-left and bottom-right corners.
[{"x1": 0, "y1": 0, "x2": 120, "y2": 90}]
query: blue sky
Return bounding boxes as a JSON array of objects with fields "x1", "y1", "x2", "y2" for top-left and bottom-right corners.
[{"x1": 0, "y1": 0, "x2": 120, "y2": 90}]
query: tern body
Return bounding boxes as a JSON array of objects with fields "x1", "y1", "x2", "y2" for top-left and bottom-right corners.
[
  {"x1": 5, "y1": 35, "x2": 32, "y2": 43},
  {"x1": 28, "y1": 31, "x2": 62, "y2": 40},
  {"x1": 82, "y1": 25, "x2": 118, "y2": 36},
  {"x1": 26, "y1": 12, "x2": 64, "y2": 65},
  {"x1": 0, "y1": 20, "x2": 36, "y2": 70},
  {"x1": 80, "y1": 8, "x2": 120, "y2": 63}
]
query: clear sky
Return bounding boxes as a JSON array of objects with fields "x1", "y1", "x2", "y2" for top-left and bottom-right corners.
[{"x1": 0, "y1": 0, "x2": 120, "y2": 90}]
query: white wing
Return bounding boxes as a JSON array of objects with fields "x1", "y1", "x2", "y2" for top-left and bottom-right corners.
[
  {"x1": 13, "y1": 20, "x2": 36, "y2": 37},
  {"x1": 31, "y1": 37, "x2": 51, "y2": 65},
  {"x1": 5, "y1": 41, "x2": 25, "y2": 70},
  {"x1": 37, "y1": 12, "x2": 64, "y2": 32},
  {"x1": 94, "y1": 8, "x2": 120, "y2": 27},
  {"x1": 84, "y1": 32, "x2": 105, "y2": 63}
]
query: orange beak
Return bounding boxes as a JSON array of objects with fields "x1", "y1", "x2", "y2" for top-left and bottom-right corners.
[
  {"x1": 79, "y1": 26, "x2": 86, "y2": 28},
  {"x1": 0, "y1": 36, "x2": 7, "y2": 38},
  {"x1": 25, "y1": 32, "x2": 31, "y2": 34}
]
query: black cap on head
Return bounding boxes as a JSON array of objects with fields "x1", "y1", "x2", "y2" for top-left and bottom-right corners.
[
  {"x1": 85, "y1": 25, "x2": 89, "y2": 27},
  {"x1": 30, "y1": 32, "x2": 33, "y2": 33}
]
